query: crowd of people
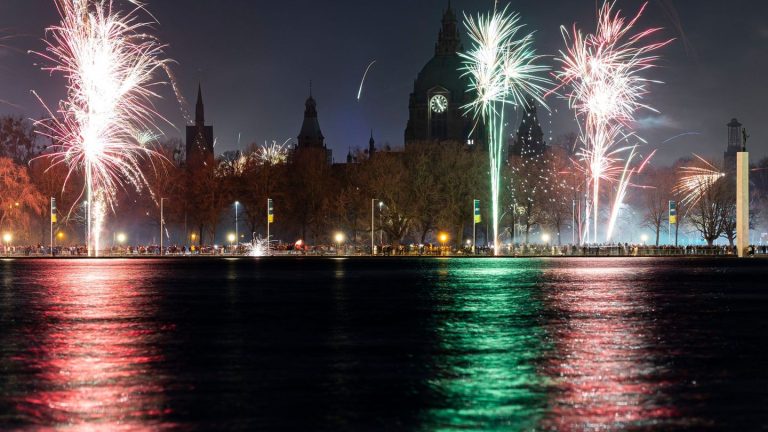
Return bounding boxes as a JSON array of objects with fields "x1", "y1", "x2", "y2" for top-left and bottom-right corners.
[{"x1": 1, "y1": 242, "x2": 768, "y2": 257}]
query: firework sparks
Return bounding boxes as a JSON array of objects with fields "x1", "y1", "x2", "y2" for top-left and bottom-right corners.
[
  {"x1": 33, "y1": 0, "x2": 171, "y2": 256},
  {"x1": 554, "y1": 1, "x2": 670, "y2": 243},
  {"x1": 357, "y1": 60, "x2": 376, "y2": 101},
  {"x1": 257, "y1": 139, "x2": 290, "y2": 166},
  {"x1": 673, "y1": 154, "x2": 725, "y2": 207},
  {"x1": 246, "y1": 235, "x2": 270, "y2": 257},
  {"x1": 461, "y1": 6, "x2": 550, "y2": 255}
]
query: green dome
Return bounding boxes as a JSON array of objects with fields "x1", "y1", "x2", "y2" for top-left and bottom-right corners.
[{"x1": 413, "y1": 53, "x2": 468, "y2": 103}]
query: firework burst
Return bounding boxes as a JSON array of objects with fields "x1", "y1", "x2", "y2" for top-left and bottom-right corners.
[
  {"x1": 673, "y1": 154, "x2": 725, "y2": 208},
  {"x1": 461, "y1": 6, "x2": 550, "y2": 255},
  {"x1": 554, "y1": 1, "x2": 670, "y2": 242},
  {"x1": 257, "y1": 139, "x2": 290, "y2": 166},
  {"x1": 33, "y1": 0, "x2": 171, "y2": 256}
]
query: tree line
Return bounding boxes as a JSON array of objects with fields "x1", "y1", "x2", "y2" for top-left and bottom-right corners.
[{"x1": 1, "y1": 115, "x2": 767, "y2": 247}]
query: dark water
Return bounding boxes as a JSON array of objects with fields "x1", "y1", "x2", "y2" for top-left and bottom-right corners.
[{"x1": 0, "y1": 257, "x2": 766, "y2": 430}]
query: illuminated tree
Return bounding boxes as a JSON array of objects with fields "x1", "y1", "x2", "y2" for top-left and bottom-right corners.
[{"x1": 0, "y1": 157, "x2": 46, "y2": 239}]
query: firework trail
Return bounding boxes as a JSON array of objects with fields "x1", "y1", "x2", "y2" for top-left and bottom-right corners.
[
  {"x1": 662, "y1": 131, "x2": 701, "y2": 144},
  {"x1": 461, "y1": 6, "x2": 550, "y2": 255},
  {"x1": 357, "y1": 60, "x2": 376, "y2": 101},
  {"x1": 605, "y1": 147, "x2": 656, "y2": 239},
  {"x1": 673, "y1": 154, "x2": 724, "y2": 208},
  {"x1": 33, "y1": 0, "x2": 172, "y2": 256},
  {"x1": 554, "y1": 1, "x2": 670, "y2": 243},
  {"x1": 655, "y1": 0, "x2": 695, "y2": 57}
]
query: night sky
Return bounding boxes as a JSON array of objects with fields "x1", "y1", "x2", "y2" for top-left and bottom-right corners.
[{"x1": 1, "y1": 0, "x2": 766, "y2": 164}]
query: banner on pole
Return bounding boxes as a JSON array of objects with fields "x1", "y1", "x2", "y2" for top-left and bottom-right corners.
[
  {"x1": 268, "y1": 198, "x2": 274, "y2": 223},
  {"x1": 669, "y1": 200, "x2": 677, "y2": 224},
  {"x1": 473, "y1": 199, "x2": 481, "y2": 223},
  {"x1": 51, "y1": 197, "x2": 57, "y2": 224}
]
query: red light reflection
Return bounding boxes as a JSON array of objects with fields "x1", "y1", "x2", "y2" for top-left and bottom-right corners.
[
  {"x1": 14, "y1": 260, "x2": 172, "y2": 429},
  {"x1": 541, "y1": 262, "x2": 678, "y2": 429}
]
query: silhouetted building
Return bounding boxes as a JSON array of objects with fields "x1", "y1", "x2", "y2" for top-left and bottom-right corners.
[
  {"x1": 368, "y1": 130, "x2": 376, "y2": 157},
  {"x1": 724, "y1": 118, "x2": 742, "y2": 173},
  {"x1": 510, "y1": 98, "x2": 547, "y2": 158},
  {"x1": 296, "y1": 84, "x2": 332, "y2": 164},
  {"x1": 186, "y1": 84, "x2": 214, "y2": 169},
  {"x1": 404, "y1": 3, "x2": 481, "y2": 149}
]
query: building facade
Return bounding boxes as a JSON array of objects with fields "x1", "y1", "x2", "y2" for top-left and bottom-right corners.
[{"x1": 404, "y1": 4, "x2": 481, "y2": 149}]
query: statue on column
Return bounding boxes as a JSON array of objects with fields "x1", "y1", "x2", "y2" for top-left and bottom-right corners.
[{"x1": 742, "y1": 128, "x2": 749, "y2": 152}]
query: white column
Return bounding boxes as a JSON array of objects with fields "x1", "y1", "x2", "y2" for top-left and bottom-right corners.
[{"x1": 736, "y1": 151, "x2": 749, "y2": 257}]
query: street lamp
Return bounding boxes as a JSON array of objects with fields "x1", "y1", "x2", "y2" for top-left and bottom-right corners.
[
  {"x1": 228, "y1": 233, "x2": 236, "y2": 251},
  {"x1": 438, "y1": 231, "x2": 448, "y2": 256},
  {"x1": 160, "y1": 197, "x2": 167, "y2": 256},
  {"x1": 3, "y1": 232, "x2": 11, "y2": 256},
  {"x1": 234, "y1": 201, "x2": 240, "y2": 246},
  {"x1": 542, "y1": 233, "x2": 551, "y2": 244},
  {"x1": 334, "y1": 231, "x2": 345, "y2": 255},
  {"x1": 378, "y1": 201, "x2": 384, "y2": 246}
]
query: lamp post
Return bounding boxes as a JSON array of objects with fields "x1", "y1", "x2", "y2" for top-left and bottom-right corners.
[
  {"x1": 3, "y1": 233, "x2": 12, "y2": 256},
  {"x1": 116, "y1": 232, "x2": 126, "y2": 255},
  {"x1": 370, "y1": 198, "x2": 375, "y2": 255},
  {"x1": 438, "y1": 232, "x2": 448, "y2": 256},
  {"x1": 234, "y1": 201, "x2": 239, "y2": 247},
  {"x1": 334, "y1": 231, "x2": 345, "y2": 256},
  {"x1": 160, "y1": 197, "x2": 167, "y2": 256},
  {"x1": 378, "y1": 201, "x2": 384, "y2": 247},
  {"x1": 228, "y1": 233, "x2": 236, "y2": 253}
]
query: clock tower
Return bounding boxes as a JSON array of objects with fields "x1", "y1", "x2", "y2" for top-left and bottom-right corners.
[{"x1": 404, "y1": 3, "x2": 482, "y2": 149}]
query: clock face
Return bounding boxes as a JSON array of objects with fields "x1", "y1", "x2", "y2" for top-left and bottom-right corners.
[{"x1": 430, "y1": 94, "x2": 448, "y2": 113}]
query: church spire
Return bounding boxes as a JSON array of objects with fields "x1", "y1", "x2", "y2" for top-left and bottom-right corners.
[
  {"x1": 195, "y1": 83, "x2": 205, "y2": 125},
  {"x1": 369, "y1": 130, "x2": 376, "y2": 156}
]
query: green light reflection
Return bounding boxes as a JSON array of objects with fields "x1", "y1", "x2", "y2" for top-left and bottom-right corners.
[{"x1": 422, "y1": 258, "x2": 549, "y2": 431}]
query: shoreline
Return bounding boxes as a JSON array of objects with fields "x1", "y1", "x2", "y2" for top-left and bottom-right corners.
[{"x1": 2, "y1": 254, "x2": 762, "y2": 260}]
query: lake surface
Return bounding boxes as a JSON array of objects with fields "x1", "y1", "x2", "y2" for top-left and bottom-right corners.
[{"x1": 0, "y1": 257, "x2": 766, "y2": 430}]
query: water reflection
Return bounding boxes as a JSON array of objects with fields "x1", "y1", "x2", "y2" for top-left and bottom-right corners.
[
  {"x1": 13, "y1": 260, "x2": 171, "y2": 429},
  {"x1": 423, "y1": 259, "x2": 548, "y2": 430},
  {"x1": 0, "y1": 257, "x2": 762, "y2": 429},
  {"x1": 540, "y1": 261, "x2": 677, "y2": 429}
]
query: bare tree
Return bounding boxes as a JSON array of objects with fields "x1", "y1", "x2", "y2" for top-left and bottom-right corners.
[
  {"x1": 688, "y1": 178, "x2": 729, "y2": 246},
  {"x1": 639, "y1": 166, "x2": 674, "y2": 246}
]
